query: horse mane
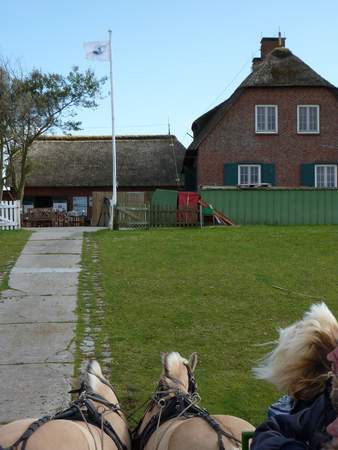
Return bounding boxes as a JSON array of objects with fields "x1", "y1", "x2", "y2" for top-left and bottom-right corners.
[
  {"x1": 145, "y1": 352, "x2": 189, "y2": 411},
  {"x1": 253, "y1": 303, "x2": 338, "y2": 400},
  {"x1": 162, "y1": 352, "x2": 189, "y2": 377},
  {"x1": 85, "y1": 360, "x2": 103, "y2": 392}
]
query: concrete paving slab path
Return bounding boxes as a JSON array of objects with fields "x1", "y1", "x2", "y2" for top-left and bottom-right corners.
[
  {"x1": 0, "y1": 364, "x2": 73, "y2": 420},
  {"x1": 0, "y1": 295, "x2": 77, "y2": 323},
  {"x1": 15, "y1": 254, "x2": 81, "y2": 268},
  {"x1": 0, "y1": 227, "x2": 103, "y2": 424},
  {"x1": 9, "y1": 272, "x2": 79, "y2": 296},
  {"x1": 22, "y1": 240, "x2": 83, "y2": 255},
  {"x1": 0, "y1": 322, "x2": 75, "y2": 364}
]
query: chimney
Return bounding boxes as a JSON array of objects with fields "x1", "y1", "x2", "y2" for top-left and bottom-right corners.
[
  {"x1": 252, "y1": 34, "x2": 286, "y2": 70},
  {"x1": 261, "y1": 35, "x2": 286, "y2": 58}
]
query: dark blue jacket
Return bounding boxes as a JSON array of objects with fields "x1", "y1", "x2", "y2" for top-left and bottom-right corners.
[
  {"x1": 251, "y1": 386, "x2": 336, "y2": 450},
  {"x1": 268, "y1": 395, "x2": 316, "y2": 418}
]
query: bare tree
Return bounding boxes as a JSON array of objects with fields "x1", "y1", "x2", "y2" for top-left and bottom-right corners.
[
  {"x1": 0, "y1": 61, "x2": 106, "y2": 202},
  {"x1": 0, "y1": 65, "x2": 14, "y2": 200}
]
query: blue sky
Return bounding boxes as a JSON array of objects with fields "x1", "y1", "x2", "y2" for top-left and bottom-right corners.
[{"x1": 1, "y1": 0, "x2": 337, "y2": 146}]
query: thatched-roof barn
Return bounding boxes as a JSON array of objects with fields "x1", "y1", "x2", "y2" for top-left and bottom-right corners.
[
  {"x1": 26, "y1": 135, "x2": 185, "y2": 188},
  {"x1": 23, "y1": 135, "x2": 186, "y2": 220}
]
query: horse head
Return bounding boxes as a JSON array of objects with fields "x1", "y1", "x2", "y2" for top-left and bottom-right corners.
[
  {"x1": 253, "y1": 303, "x2": 338, "y2": 400},
  {"x1": 134, "y1": 351, "x2": 254, "y2": 450},
  {"x1": 79, "y1": 360, "x2": 131, "y2": 450},
  {"x1": 0, "y1": 359, "x2": 131, "y2": 450},
  {"x1": 160, "y1": 351, "x2": 198, "y2": 395},
  {"x1": 135, "y1": 352, "x2": 198, "y2": 441},
  {"x1": 84, "y1": 360, "x2": 120, "y2": 407}
]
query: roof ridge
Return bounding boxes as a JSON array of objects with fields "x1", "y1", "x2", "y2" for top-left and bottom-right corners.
[
  {"x1": 37, "y1": 134, "x2": 177, "y2": 141},
  {"x1": 240, "y1": 49, "x2": 334, "y2": 88},
  {"x1": 25, "y1": 137, "x2": 186, "y2": 188}
]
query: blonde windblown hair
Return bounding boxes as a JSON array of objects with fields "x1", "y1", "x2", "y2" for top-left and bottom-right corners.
[{"x1": 253, "y1": 303, "x2": 338, "y2": 400}]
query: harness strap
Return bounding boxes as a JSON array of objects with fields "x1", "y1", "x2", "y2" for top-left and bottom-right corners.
[
  {"x1": 133, "y1": 397, "x2": 180, "y2": 450},
  {"x1": 0, "y1": 398, "x2": 128, "y2": 450},
  {"x1": 134, "y1": 395, "x2": 242, "y2": 450},
  {"x1": 83, "y1": 397, "x2": 128, "y2": 450},
  {"x1": 0, "y1": 415, "x2": 52, "y2": 450},
  {"x1": 199, "y1": 413, "x2": 242, "y2": 449}
]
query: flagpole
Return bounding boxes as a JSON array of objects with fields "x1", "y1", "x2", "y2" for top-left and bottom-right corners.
[{"x1": 108, "y1": 29, "x2": 117, "y2": 230}]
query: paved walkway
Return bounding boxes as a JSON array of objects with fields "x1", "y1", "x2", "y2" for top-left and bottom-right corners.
[{"x1": 0, "y1": 227, "x2": 102, "y2": 424}]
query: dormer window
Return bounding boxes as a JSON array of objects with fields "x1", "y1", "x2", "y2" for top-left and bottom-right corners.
[
  {"x1": 297, "y1": 105, "x2": 320, "y2": 134},
  {"x1": 255, "y1": 105, "x2": 278, "y2": 134}
]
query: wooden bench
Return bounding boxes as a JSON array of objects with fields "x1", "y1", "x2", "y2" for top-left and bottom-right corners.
[
  {"x1": 23, "y1": 208, "x2": 56, "y2": 227},
  {"x1": 22, "y1": 208, "x2": 86, "y2": 227}
]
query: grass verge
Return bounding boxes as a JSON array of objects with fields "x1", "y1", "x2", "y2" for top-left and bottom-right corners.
[
  {"x1": 0, "y1": 230, "x2": 31, "y2": 291},
  {"x1": 76, "y1": 226, "x2": 338, "y2": 426}
]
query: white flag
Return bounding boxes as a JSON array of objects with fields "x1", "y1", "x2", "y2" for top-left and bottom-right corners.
[{"x1": 84, "y1": 41, "x2": 110, "y2": 61}]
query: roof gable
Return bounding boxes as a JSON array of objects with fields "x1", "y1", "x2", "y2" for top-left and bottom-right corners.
[
  {"x1": 240, "y1": 48, "x2": 333, "y2": 88},
  {"x1": 189, "y1": 48, "x2": 336, "y2": 151}
]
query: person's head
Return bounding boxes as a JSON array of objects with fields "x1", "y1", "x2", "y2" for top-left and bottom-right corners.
[{"x1": 253, "y1": 303, "x2": 338, "y2": 400}]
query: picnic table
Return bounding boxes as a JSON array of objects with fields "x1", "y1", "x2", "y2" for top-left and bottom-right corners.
[
  {"x1": 22, "y1": 208, "x2": 85, "y2": 227},
  {"x1": 23, "y1": 208, "x2": 55, "y2": 227}
]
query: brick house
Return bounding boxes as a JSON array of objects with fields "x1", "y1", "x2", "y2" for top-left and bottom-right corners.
[
  {"x1": 21, "y1": 135, "x2": 185, "y2": 218},
  {"x1": 184, "y1": 37, "x2": 338, "y2": 190}
]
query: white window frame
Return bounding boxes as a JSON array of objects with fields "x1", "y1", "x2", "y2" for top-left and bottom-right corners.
[
  {"x1": 315, "y1": 164, "x2": 337, "y2": 188},
  {"x1": 238, "y1": 164, "x2": 261, "y2": 186},
  {"x1": 72, "y1": 196, "x2": 88, "y2": 215},
  {"x1": 297, "y1": 105, "x2": 320, "y2": 134},
  {"x1": 255, "y1": 105, "x2": 278, "y2": 134},
  {"x1": 53, "y1": 201, "x2": 67, "y2": 212}
]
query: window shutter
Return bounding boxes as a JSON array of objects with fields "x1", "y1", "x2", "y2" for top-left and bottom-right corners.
[
  {"x1": 300, "y1": 164, "x2": 315, "y2": 187},
  {"x1": 224, "y1": 164, "x2": 238, "y2": 186},
  {"x1": 261, "y1": 164, "x2": 276, "y2": 185}
]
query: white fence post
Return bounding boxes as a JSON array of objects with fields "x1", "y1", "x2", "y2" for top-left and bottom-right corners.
[
  {"x1": 16, "y1": 201, "x2": 21, "y2": 229},
  {"x1": 0, "y1": 201, "x2": 21, "y2": 230}
]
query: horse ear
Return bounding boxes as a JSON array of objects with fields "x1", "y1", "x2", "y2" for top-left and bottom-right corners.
[{"x1": 188, "y1": 352, "x2": 198, "y2": 372}]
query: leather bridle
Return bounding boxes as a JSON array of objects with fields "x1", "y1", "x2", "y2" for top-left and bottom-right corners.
[
  {"x1": 0, "y1": 378, "x2": 128, "y2": 450},
  {"x1": 133, "y1": 364, "x2": 241, "y2": 450}
]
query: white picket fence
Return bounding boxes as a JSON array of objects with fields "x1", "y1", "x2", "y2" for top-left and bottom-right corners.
[{"x1": 0, "y1": 201, "x2": 21, "y2": 230}]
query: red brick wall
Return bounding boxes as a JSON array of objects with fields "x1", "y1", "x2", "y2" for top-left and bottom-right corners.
[
  {"x1": 261, "y1": 38, "x2": 285, "y2": 58},
  {"x1": 197, "y1": 87, "x2": 338, "y2": 187}
]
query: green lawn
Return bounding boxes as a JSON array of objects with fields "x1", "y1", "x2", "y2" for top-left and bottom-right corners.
[
  {"x1": 76, "y1": 226, "x2": 338, "y2": 426},
  {"x1": 0, "y1": 230, "x2": 31, "y2": 291}
]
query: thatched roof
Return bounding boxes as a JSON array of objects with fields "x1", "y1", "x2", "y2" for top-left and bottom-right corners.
[
  {"x1": 25, "y1": 135, "x2": 186, "y2": 188},
  {"x1": 188, "y1": 47, "x2": 337, "y2": 151},
  {"x1": 240, "y1": 47, "x2": 334, "y2": 88}
]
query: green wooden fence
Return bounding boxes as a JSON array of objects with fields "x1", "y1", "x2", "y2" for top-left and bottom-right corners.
[
  {"x1": 200, "y1": 188, "x2": 338, "y2": 225},
  {"x1": 150, "y1": 205, "x2": 199, "y2": 228},
  {"x1": 116, "y1": 205, "x2": 200, "y2": 229}
]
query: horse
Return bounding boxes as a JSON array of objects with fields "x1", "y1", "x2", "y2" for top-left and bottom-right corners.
[
  {"x1": 133, "y1": 351, "x2": 254, "y2": 450},
  {"x1": 253, "y1": 302, "x2": 338, "y2": 402},
  {"x1": 0, "y1": 360, "x2": 131, "y2": 450}
]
